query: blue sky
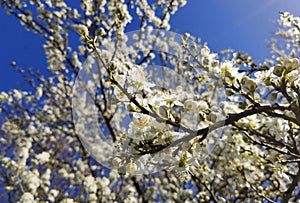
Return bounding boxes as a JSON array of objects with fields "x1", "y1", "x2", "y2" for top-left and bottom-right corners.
[
  {"x1": 0, "y1": 1, "x2": 300, "y2": 91},
  {"x1": 171, "y1": 1, "x2": 300, "y2": 60}
]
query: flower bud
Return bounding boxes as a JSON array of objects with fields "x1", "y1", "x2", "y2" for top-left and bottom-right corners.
[
  {"x1": 98, "y1": 27, "x2": 106, "y2": 36},
  {"x1": 158, "y1": 105, "x2": 169, "y2": 118},
  {"x1": 268, "y1": 92, "x2": 277, "y2": 101},
  {"x1": 245, "y1": 79, "x2": 257, "y2": 92},
  {"x1": 273, "y1": 65, "x2": 284, "y2": 77}
]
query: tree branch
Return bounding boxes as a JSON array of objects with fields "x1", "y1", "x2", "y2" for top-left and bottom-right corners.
[{"x1": 282, "y1": 167, "x2": 300, "y2": 203}]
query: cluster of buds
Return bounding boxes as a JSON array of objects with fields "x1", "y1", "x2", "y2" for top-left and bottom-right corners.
[{"x1": 77, "y1": 25, "x2": 106, "y2": 50}]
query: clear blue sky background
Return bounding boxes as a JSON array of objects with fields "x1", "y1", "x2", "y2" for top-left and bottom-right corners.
[{"x1": 1, "y1": 1, "x2": 300, "y2": 91}]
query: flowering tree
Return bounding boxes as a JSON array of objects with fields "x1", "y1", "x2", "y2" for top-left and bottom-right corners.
[{"x1": 0, "y1": 0, "x2": 300, "y2": 202}]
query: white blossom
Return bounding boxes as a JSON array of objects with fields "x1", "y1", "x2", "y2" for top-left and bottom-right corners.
[
  {"x1": 18, "y1": 192, "x2": 35, "y2": 203},
  {"x1": 35, "y1": 152, "x2": 50, "y2": 164},
  {"x1": 1, "y1": 1, "x2": 300, "y2": 202}
]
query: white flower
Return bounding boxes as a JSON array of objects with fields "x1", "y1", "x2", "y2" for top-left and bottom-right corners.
[
  {"x1": 27, "y1": 124, "x2": 37, "y2": 135},
  {"x1": 280, "y1": 11, "x2": 292, "y2": 27},
  {"x1": 127, "y1": 67, "x2": 155, "y2": 90},
  {"x1": 61, "y1": 198, "x2": 75, "y2": 203},
  {"x1": 88, "y1": 193, "x2": 98, "y2": 202},
  {"x1": 41, "y1": 168, "x2": 51, "y2": 186},
  {"x1": 270, "y1": 119, "x2": 290, "y2": 141},
  {"x1": 198, "y1": 100, "x2": 209, "y2": 111},
  {"x1": 98, "y1": 27, "x2": 106, "y2": 36},
  {"x1": 75, "y1": 24, "x2": 89, "y2": 36},
  {"x1": 183, "y1": 32, "x2": 190, "y2": 40},
  {"x1": 0, "y1": 92, "x2": 9, "y2": 102},
  {"x1": 45, "y1": 0, "x2": 52, "y2": 7},
  {"x1": 158, "y1": 105, "x2": 169, "y2": 118},
  {"x1": 18, "y1": 147, "x2": 30, "y2": 166},
  {"x1": 48, "y1": 189, "x2": 59, "y2": 202},
  {"x1": 13, "y1": 89, "x2": 23, "y2": 100},
  {"x1": 22, "y1": 170, "x2": 40, "y2": 193},
  {"x1": 35, "y1": 152, "x2": 50, "y2": 164},
  {"x1": 287, "y1": 69, "x2": 300, "y2": 83},
  {"x1": 160, "y1": 93, "x2": 183, "y2": 107},
  {"x1": 184, "y1": 100, "x2": 197, "y2": 111},
  {"x1": 112, "y1": 157, "x2": 122, "y2": 168},
  {"x1": 19, "y1": 192, "x2": 35, "y2": 203},
  {"x1": 132, "y1": 114, "x2": 151, "y2": 127},
  {"x1": 254, "y1": 66, "x2": 274, "y2": 86},
  {"x1": 200, "y1": 45, "x2": 210, "y2": 57},
  {"x1": 84, "y1": 175, "x2": 98, "y2": 193},
  {"x1": 98, "y1": 177, "x2": 110, "y2": 187},
  {"x1": 220, "y1": 61, "x2": 240, "y2": 83},
  {"x1": 2, "y1": 157, "x2": 11, "y2": 167},
  {"x1": 72, "y1": 52, "x2": 82, "y2": 68},
  {"x1": 126, "y1": 161, "x2": 137, "y2": 174}
]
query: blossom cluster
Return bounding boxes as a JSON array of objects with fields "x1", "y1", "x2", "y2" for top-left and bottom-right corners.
[{"x1": 0, "y1": 0, "x2": 300, "y2": 202}]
